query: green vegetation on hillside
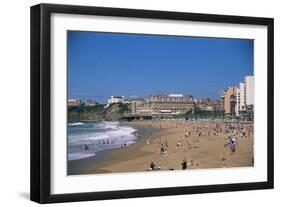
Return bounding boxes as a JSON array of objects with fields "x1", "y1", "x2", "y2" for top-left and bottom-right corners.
[{"x1": 68, "y1": 103, "x2": 130, "y2": 122}]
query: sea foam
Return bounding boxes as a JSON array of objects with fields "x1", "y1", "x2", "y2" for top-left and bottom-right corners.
[
  {"x1": 68, "y1": 121, "x2": 137, "y2": 161},
  {"x1": 68, "y1": 122, "x2": 85, "y2": 126}
]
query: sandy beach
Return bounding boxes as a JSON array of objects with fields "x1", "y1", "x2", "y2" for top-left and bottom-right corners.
[{"x1": 68, "y1": 119, "x2": 254, "y2": 175}]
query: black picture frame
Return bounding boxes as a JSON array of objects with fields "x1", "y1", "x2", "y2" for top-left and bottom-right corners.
[{"x1": 30, "y1": 3, "x2": 274, "y2": 204}]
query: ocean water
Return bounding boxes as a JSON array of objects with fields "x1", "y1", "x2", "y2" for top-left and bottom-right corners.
[{"x1": 68, "y1": 121, "x2": 137, "y2": 161}]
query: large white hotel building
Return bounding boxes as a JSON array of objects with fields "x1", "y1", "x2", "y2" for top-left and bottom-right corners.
[{"x1": 130, "y1": 94, "x2": 194, "y2": 115}]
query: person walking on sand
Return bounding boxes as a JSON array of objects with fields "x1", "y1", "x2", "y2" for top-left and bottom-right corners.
[
  {"x1": 160, "y1": 143, "x2": 165, "y2": 155},
  {"x1": 225, "y1": 136, "x2": 237, "y2": 154},
  {"x1": 230, "y1": 136, "x2": 237, "y2": 153}
]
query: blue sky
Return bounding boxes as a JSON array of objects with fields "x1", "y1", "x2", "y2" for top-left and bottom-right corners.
[{"x1": 68, "y1": 31, "x2": 253, "y2": 104}]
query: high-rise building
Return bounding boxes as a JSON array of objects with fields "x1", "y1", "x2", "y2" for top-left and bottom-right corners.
[
  {"x1": 221, "y1": 87, "x2": 237, "y2": 115},
  {"x1": 236, "y1": 76, "x2": 254, "y2": 116},
  {"x1": 235, "y1": 82, "x2": 246, "y2": 115},
  {"x1": 245, "y1": 76, "x2": 254, "y2": 106},
  {"x1": 235, "y1": 88, "x2": 240, "y2": 116}
]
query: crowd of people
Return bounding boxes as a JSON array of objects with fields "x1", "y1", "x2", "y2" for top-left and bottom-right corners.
[{"x1": 146, "y1": 119, "x2": 254, "y2": 171}]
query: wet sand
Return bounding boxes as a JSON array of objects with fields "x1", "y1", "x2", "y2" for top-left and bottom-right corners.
[{"x1": 69, "y1": 119, "x2": 254, "y2": 175}]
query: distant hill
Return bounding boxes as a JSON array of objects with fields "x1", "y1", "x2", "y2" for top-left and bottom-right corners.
[{"x1": 68, "y1": 103, "x2": 130, "y2": 122}]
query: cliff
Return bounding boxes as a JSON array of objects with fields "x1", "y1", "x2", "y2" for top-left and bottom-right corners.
[{"x1": 68, "y1": 103, "x2": 130, "y2": 122}]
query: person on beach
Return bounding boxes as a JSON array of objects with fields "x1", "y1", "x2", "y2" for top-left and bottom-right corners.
[
  {"x1": 182, "y1": 158, "x2": 187, "y2": 170},
  {"x1": 150, "y1": 162, "x2": 155, "y2": 170},
  {"x1": 225, "y1": 136, "x2": 237, "y2": 153},
  {"x1": 230, "y1": 136, "x2": 237, "y2": 153},
  {"x1": 160, "y1": 143, "x2": 165, "y2": 155},
  {"x1": 84, "y1": 144, "x2": 89, "y2": 150},
  {"x1": 146, "y1": 138, "x2": 150, "y2": 145}
]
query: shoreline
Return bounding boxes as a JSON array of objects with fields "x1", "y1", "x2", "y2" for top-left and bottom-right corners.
[{"x1": 67, "y1": 121, "x2": 163, "y2": 175}]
